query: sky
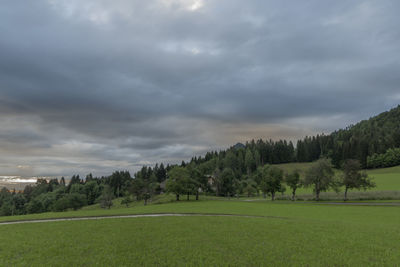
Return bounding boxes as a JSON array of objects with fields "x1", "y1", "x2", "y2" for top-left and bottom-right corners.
[{"x1": 1, "y1": 0, "x2": 400, "y2": 177}]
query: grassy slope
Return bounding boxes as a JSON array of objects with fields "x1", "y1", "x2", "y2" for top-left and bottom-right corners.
[
  {"x1": 366, "y1": 165, "x2": 400, "y2": 190},
  {"x1": 275, "y1": 162, "x2": 400, "y2": 195},
  {"x1": 0, "y1": 200, "x2": 400, "y2": 266}
]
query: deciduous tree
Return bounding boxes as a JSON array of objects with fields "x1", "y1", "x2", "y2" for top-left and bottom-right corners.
[
  {"x1": 166, "y1": 167, "x2": 191, "y2": 201},
  {"x1": 341, "y1": 159, "x2": 375, "y2": 201},
  {"x1": 285, "y1": 170, "x2": 301, "y2": 201},
  {"x1": 258, "y1": 165, "x2": 284, "y2": 201},
  {"x1": 303, "y1": 158, "x2": 337, "y2": 201}
]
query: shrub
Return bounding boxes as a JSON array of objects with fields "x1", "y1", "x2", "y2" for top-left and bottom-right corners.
[{"x1": 367, "y1": 148, "x2": 400, "y2": 168}]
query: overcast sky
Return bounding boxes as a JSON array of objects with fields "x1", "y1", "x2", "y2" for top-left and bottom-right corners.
[{"x1": 1, "y1": 0, "x2": 399, "y2": 177}]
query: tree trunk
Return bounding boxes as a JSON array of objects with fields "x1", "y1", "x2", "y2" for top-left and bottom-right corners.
[
  {"x1": 263, "y1": 192, "x2": 266, "y2": 198},
  {"x1": 271, "y1": 192, "x2": 275, "y2": 201},
  {"x1": 196, "y1": 191, "x2": 199, "y2": 200},
  {"x1": 292, "y1": 189, "x2": 296, "y2": 201},
  {"x1": 187, "y1": 192, "x2": 190, "y2": 201},
  {"x1": 344, "y1": 187, "x2": 348, "y2": 201},
  {"x1": 144, "y1": 198, "x2": 147, "y2": 206},
  {"x1": 176, "y1": 194, "x2": 180, "y2": 201},
  {"x1": 315, "y1": 183, "x2": 320, "y2": 201}
]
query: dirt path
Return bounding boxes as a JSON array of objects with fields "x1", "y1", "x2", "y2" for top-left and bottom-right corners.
[{"x1": 0, "y1": 213, "x2": 280, "y2": 226}]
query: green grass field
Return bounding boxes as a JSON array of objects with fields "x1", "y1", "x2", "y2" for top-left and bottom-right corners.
[
  {"x1": 1, "y1": 164, "x2": 400, "y2": 266},
  {"x1": 1, "y1": 199, "x2": 400, "y2": 266}
]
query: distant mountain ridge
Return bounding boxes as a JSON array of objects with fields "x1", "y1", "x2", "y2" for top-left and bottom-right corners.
[{"x1": 232, "y1": 143, "x2": 245, "y2": 150}]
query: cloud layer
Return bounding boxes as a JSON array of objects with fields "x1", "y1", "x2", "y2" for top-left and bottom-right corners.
[{"x1": 1, "y1": 0, "x2": 400, "y2": 176}]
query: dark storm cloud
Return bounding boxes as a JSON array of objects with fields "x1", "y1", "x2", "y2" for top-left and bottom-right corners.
[{"x1": 1, "y1": 0, "x2": 400, "y2": 176}]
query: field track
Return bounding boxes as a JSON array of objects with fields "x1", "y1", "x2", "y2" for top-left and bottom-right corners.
[{"x1": 0, "y1": 213, "x2": 286, "y2": 226}]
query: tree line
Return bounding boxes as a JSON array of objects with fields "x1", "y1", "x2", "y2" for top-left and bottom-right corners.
[
  {"x1": 0, "y1": 157, "x2": 375, "y2": 217},
  {"x1": 0, "y1": 169, "x2": 150, "y2": 216},
  {"x1": 0, "y1": 163, "x2": 175, "y2": 216},
  {"x1": 166, "y1": 158, "x2": 374, "y2": 202}
]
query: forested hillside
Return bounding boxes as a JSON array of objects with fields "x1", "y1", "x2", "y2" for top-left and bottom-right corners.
[
  {"x1": 1, "y1": 106, "x2": 399, "y2": 216},
  {"x1": 330, "y1": 106, "x2": 400, "y2": 167},
  {"x1": 187, "y1": 106, "x2": 400, "y2": 172}
]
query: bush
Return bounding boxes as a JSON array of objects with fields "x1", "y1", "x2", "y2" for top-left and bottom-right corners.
[
  {"x1": 0, "y1": 201, "x2": 12, "y2": 216},
  {"x1": 121, "y1": 195, "x2": 133, "y2": 207},
  {"x1": 52, "y1": 193, "x2": 87, "y2": 212},
  {"x1": 67, "y1": 193, "x2": 87, "y2": 210},
  {"x1": 26, "y1": 198, "x2": 44, "y2": 214},
  {"x1": 53, "y1": 197, "x2": 70, "y2": 212},
  {"x1": 367, "y1": 148, "x2": 400, "y2": 168},
  {"x1": 100, "y1": 185, "x2": 114, "y2": 209},
  {"x1": 35, "y1": 193, "x2": 57, "y2": 212}
]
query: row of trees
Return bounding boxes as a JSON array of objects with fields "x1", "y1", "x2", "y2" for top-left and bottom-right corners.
[
  {"x1": 166, "y1": 158, "x2": 375, "y2": 202},
  {"x1": 300, "y1": 158, "x2": 374, "y2": 201}
]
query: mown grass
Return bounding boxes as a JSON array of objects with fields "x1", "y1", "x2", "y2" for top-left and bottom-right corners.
[
  {"x1": 0, "y1": 200, "x2": 400, "y2": 266},
  {"x1": 0, "y1": 197, "x2": 398, "y2": 223}
]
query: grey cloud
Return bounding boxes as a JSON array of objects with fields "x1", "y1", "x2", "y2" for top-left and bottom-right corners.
[{"x1": 1, "y1": 0, "x2": 400, "y2": 176}]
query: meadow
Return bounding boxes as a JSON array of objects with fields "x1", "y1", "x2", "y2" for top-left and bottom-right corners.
[{"x1": 0, "y1": 199, "x2": 400, "y2": 266}]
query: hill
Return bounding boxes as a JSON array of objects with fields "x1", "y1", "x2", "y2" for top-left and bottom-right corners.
[
  {"x1": 329, "y1": 105, "x2": 400, "y2": 167},
  {"x1": 189, "y1": 105, "x2": 400, "y2": 172},
  {"x1": 1, "y1": 105, "x2": 400, "y2": 218}
]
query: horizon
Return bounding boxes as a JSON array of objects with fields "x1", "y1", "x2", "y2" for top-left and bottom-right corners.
[{"x1": 1, "y1": 0, "x2": 400, "y2": 177}]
